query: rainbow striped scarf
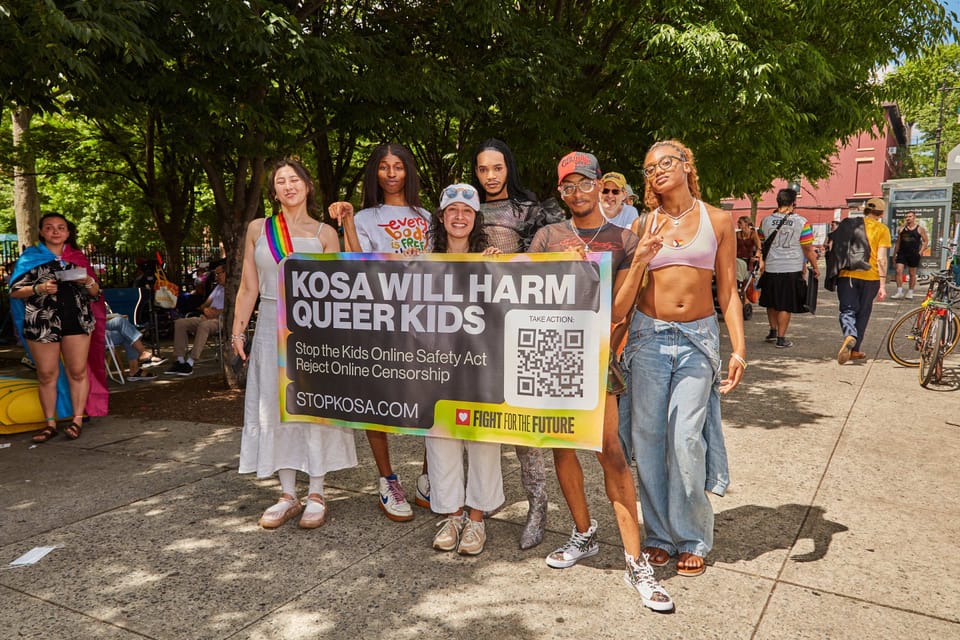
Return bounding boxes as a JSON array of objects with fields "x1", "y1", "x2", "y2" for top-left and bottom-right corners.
[{"x1": 264, "y1": 212, "x2": 294, "y2": 263}]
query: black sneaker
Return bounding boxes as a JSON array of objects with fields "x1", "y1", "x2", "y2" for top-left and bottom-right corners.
[
  {"x1": 776, "y1": 337, "x2": 793, "y2": 348},
  {"x1": 128, "y1": 369, "x2": 156, "y2": 381},
  {"x1": 765, "y1": 329, "x2": 777, "y2": 343},
  {"x1": 165, "y1": 361, "x2": 193, "y2": 376}
]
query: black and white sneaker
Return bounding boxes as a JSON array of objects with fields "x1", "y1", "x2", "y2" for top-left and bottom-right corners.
[
  {"x1": 128, "y1": 369, "x2": 156, "y2": 381},
  {"x1": 165, "y1": 361, "x2": 193, "y2": 376}
]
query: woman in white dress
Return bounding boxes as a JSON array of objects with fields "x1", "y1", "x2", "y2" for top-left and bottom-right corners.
[{"x1": 233, "y1": 159, "x2": 357, "y2": 529}]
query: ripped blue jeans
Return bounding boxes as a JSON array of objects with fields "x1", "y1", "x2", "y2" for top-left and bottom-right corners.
[{"x1": 620, "y1": 311, "x2": 728, "y2": 558}]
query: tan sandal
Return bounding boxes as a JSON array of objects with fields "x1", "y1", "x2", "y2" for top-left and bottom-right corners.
[
  {"x1": 298, "y1": 493, "x2": 327, "y2": 529},
  {"x1": 258, "y1": 494, "x2": 302, "y2": 529}
]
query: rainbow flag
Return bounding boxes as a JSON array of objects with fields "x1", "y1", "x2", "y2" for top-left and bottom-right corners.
[{"x1": 265, "y1": 213, "x2": 294, "y2": 263}]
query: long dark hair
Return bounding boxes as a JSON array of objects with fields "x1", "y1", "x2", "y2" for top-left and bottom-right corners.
[
  {"x1": 361, "y1": 143, "x2": 423, "y2": 210},
  {"x1": 267, "y1": 158, "x2": 319, "y2": 214},
  {"x1": 429, "y1": 206, "x2": 488, "y2": 254},
  {"x1": 470, "y1": 138, "x2": 537, "y2": 204}
]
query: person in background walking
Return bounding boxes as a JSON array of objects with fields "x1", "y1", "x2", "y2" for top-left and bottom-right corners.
[
  {"x1": 890, "y1": 211, "x2": 928, "y2": 300},
  {"x1": 757, "y1": 188, "x2": 819, "y2": 348},
  {"x1": 834, "y1": 197, "x2": 891, "y2": 363}
]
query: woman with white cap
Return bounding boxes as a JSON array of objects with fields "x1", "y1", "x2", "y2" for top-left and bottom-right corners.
[{"x1": 418, "y1": 183, "x2": 504, "y2": 555}]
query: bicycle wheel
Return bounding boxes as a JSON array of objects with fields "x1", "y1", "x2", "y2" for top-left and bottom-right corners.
[
  {"x1": 919, "y1": 314, "x2": 947, "y2": 387},
  {"x1": 887, "y1": 307, "x2": 925, "y2": 367}
]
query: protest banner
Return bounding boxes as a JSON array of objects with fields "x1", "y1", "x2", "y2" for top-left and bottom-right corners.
[{"x1": 278, "y1": 252, "x2": 612, "y2": 451}]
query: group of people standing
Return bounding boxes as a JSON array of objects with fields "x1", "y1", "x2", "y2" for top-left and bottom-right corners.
[{"x1": 230, "y1": 138, "x2": 746, "y2": 614}]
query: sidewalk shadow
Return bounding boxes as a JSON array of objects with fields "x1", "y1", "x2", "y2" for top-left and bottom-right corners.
[{"x1": 712, "y1": 503, "x2": 848, "y2": 564}]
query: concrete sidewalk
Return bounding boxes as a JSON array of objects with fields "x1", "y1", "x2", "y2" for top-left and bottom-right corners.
[{"x1": 1, "y1": 289, "x2": 958, "y2": 639}]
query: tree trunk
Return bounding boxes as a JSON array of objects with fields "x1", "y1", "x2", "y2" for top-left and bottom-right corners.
[
  {"x1": 748, "y1": 194, "x2": 759, "y2": 224},
  {"x1": 201, "y1": 149, "x2": 267, "y2": 390},
  {"x1": 12, "y1": 106, "x2": 40, "y2": 249}
]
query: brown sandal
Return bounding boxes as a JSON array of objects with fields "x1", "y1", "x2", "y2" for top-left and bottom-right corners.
[
  {"x1": 32, "y1": 424, "x2": 59, "y2": 443},
  {"x1": 677, "y1": 552, "x2": 706, "y2": 577},
  {"x1": 64, "y1": 420, "x2": 83, "y2": 440},
  {"x1": 643, "y1": 546, "x2": 671, "y2": 567}
]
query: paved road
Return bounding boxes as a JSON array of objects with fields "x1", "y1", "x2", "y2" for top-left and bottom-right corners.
[{"x1": 1, "y1": 289, "x2": 958, "y2": 639}]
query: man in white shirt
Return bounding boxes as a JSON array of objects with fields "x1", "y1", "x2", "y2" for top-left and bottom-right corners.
[{"x1": 166, "y1": 261, "x2": 225, "y2": 376}]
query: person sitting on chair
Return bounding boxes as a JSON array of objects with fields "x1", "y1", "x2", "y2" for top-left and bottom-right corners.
[
  {"x1": 105, "y1": 305, "x2": 164, "y2": 381},
  {"x1": 166, "y1": 260, "x2": 225, "y2": 376}
]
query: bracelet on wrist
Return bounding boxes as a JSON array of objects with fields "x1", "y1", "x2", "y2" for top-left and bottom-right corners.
[
  {"x1": 231, "y1": 334, "x2": 246, "y2": 341},
  {"x1": 730, "y1": 353, "x2": 747, "y2": 369},
  {"x1": 32, "y1": 284, "x2": 38, "y2": 296}
]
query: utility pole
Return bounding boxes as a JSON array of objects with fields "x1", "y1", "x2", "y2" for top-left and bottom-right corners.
[{"x1": 933, "y1": 82, "x2": 960, "y2": 177}]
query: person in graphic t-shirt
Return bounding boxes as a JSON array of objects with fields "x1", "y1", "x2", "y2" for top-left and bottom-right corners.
[{"x1": 329, "y1": 143, "x2": 431, "y2": 524}]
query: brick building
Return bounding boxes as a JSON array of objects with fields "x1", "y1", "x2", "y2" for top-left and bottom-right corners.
[{"x1": 722, "y1": 103, "x2": 909, "y2": 236}]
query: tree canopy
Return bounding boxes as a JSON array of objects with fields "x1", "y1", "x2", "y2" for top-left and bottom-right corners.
[
  {"x1": 1, "y1": 0, "x2": 956, "y2": 383},
  {"x1": 886, "y1": 42, "x2": 960, "y2": 176}
]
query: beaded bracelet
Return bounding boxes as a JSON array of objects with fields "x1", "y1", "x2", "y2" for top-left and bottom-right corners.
[
  {"x1": 230, "y1": 334, "x2": 246, "y2": 342},
  {"x1": 730, "y1": 353, "x2": 747, "y2": 369}
]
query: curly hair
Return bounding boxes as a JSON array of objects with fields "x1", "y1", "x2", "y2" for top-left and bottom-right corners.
[
  {"x1": 643, "y1": 139, "x2": 701, "y2": 211},
  {"x1": 428, "y1": 206, "x2": 489, "y2": 254},
  {"x1": 267, "y1": 158, "x2": 318, "y2": 214}
]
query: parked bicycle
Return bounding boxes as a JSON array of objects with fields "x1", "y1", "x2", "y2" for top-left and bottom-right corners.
[{"x1": 886, "y1": 224, "x2": 960, "y2": 387}]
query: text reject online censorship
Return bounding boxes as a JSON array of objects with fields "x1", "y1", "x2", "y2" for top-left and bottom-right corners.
[{"x1": 278, "y1": 252, "x2": 613, "y2": 451}]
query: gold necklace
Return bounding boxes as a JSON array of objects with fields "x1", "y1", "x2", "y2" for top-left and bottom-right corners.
[
  {"x1": 659, "y1": 199, "x2": 698, "y2": 226},
  {"x1": 568, "y1": 220, "x2": 607, "y2": 250}
]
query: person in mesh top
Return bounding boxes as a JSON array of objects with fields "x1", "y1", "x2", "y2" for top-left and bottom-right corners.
[
  {"x1": 529, "y1": 150, "x2": 674, "y2": 613},
  {"x1": 470, "y1": 139, "x2": 561, "y2": 549},
  {"x1": 471, "y1": 138, "x2": 563, "y2": 253}
]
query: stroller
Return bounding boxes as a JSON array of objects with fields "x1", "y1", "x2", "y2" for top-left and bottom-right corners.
[{"x1": 714, "y1": 258, "x2": 756, "y2": 320}]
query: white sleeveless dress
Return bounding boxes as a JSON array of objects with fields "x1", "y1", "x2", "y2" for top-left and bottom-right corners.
[{"x1": 238, "y1": 228, "x2": 358, "y2": 478}]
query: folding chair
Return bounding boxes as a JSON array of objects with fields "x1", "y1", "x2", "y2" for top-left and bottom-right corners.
[{"x1": 104, "y1": 331, "x2": 125, "y2": 384}]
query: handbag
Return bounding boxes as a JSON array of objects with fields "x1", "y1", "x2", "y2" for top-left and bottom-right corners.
[
  {"x1": 745, "y1": 279, "x2": 759, "y2": 304},
  {"x1": 761, "y1": 212, "x2": 791, "y2": 260},
  {"x1": 153, "y1": 267, "x2": 179, "y2": 309}
]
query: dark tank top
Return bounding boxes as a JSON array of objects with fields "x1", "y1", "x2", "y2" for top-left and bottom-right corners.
[{"x1": 898, "y1": 226, "x2": 921, "y2": 255}]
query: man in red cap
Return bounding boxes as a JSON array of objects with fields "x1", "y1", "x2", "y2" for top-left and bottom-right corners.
[{"x1": 527, "y1": 151, "x2": 674, "y2": 612}]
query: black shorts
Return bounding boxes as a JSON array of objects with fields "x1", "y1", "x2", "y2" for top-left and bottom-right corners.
[
  {"x1": 758, "y1": 271, "x2": 807, "y2": 313},
  {"x1": 895, "y1": 252, "x2": 921, "y2": 268}
]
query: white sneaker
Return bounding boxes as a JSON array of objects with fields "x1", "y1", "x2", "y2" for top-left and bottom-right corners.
[
  {"x1": 415, "y1": 472, "x2": 430, "y2": 509},
  {"x1": 545, "y1": 519, "x2": 599, "y2": 568},
  {"x1": 624, "y1": 552, "x2": 674, "y2": 612},
  {"x1": 378, "y1": 475, "x2": 413, "y2": 522},
  {"x1": 891, "y1": 289, "x2": 904, "y2": 299},
  {"x1": 905, "y1": 289, "x2": 914, "y2": 300}
]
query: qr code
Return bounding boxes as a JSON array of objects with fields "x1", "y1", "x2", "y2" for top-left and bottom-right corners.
[
  {"x1": 515, "y1": 328, "x2": 585, "y2": 398},
  {"x1": 504, "y1": 310, "x2": 599, "y2": 410}
]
